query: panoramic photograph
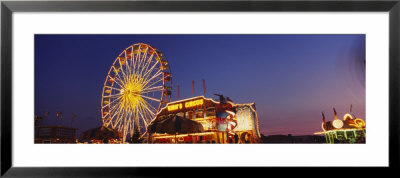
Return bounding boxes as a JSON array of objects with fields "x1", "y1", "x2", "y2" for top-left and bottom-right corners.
[{"x1": 34, "y1": 34, "x2": 366, "y2": 144}]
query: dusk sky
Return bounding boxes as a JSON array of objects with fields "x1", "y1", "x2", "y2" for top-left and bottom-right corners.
[{"x1": 34, "y1": 34, "x2": 365, "y2": 136}]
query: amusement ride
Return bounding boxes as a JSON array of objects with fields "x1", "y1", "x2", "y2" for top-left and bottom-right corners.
[{"x1": 101, "y1": 43, "x2": 172, "y2": 142}]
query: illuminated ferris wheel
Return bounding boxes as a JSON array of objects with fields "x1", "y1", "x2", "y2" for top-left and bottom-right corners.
[{"x1": 101, "y1": 43, "x2": 172, "y2": 142}]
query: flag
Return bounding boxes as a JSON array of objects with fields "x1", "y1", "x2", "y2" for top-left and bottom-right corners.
[
  {"x1": 202, "y1": 79, "x2": 206, "y2": 94},
  {"x1": 322, "y1": 112, "x2": 326, "y2": 123},
  {"x1": 192, "y1": 80, "x2": 195, "y2": 95},
  {"x1": 44, "y1": 111, "x2": 49, "y2": 117},
  {"x1": 333, "y1": 107, "x2": 338, "y2": 120},
  {"x1": 350, "y1": 104, "x2": 353, "y2": 113}
]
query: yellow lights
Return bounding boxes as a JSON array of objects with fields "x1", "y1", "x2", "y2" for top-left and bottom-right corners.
[
  {"x1": 233, "y1": 106, "x2": 254, "y2": 132},
  {"x1": 119, "y1": 75, "x2": 145, "y2": 111},
  {"x1": 178, "y1": 137, "x2": 184, "y2": 142},
  {"x1": 152, "y1": 131, "x2": 216, "y2": 139},
  {"x1": 343, "y1": 113, "x2": 353, "y2": 121},
  {"x1": 314, "y1": 128, "x2": 364, "y2": 135},
  {"x1": 351, "y1": 118, "x2": 366, "y2": 128},
  {"x1": 166, "y1": 99, "x2": 204, "y2": 111},
  {"x1": 343, "y1": 113, "x2": 365, "y2": 128},
  {"x1": 167, "y1": 103, "x2": 183, "y2": 111},
  {"x1": 333, "y1": 119, "x2": 344, "y2": 129},
  {"x1": 185, "y1": 99, "x2": 204, "y2": 108}
]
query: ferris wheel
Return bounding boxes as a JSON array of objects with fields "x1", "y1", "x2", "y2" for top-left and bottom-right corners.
[{"x1": 101, "y1": 43, "x2": 172, "y2": 142}]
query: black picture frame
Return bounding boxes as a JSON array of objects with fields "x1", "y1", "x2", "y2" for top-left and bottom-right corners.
[{"x1": 1, "y1": 0, "x2": 399, "y2": 177}]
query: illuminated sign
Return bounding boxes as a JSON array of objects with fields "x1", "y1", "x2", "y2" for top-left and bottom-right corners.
[
  {"x1": 350, "y1": 118, "x2": 365, "y2": 128},
  {"x1": 167, "y1": 99, "x2": 204, "y2": 111},
  {"x1": 167, "y1": 103, "x2": 183, "y2": 111},
  {"x1": 185, "y1": 99, "x2": 204, "y2": 108},
  {"x1": 333, "y1": 120, "x2": 344, "y2": 129},
  {"x1": 233, "y1": 105, "x2": 254, "y2": 131},
  {"x1": 343, "y1": 113, "x2": 353, "y2": 120}
]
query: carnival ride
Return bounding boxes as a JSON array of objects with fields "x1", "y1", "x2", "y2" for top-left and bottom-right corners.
[
  {"x1": 101, "y1": 43, "x2": 172, "y2": 142},
  {"x1": 315, "y1": 106, "x2": 366, "y2": 143}
]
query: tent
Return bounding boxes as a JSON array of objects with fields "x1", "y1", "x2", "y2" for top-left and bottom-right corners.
[
  {"x1": 79, "y1": 125, "x2": 122, "y2": 143},
  {"x1": 148, "y1": 115, "x2": 204, "y2": 134}
]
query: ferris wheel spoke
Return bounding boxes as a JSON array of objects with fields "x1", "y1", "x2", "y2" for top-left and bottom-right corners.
[
  {"x1": 124, "y1": 110, "x2": 132, "y2": 131},
  {"x1": 139, "y1": 48, "x2": 150, "y2": 74},
  {"x1": 118, "y1": 60, "x2": 129, "y2": 79},
  {"x1": 136, "y1": 104, "x2": 148, "y2": 127},
  {"x1": 106, "y1": 104, "x2": 118, "y2": 125},
  {"x1": 138, "y1": 53, "x2": 152, "y2": 78},
  {"x1": 142, "y1": 66, "x2": 162, "y2": 84},
  {"x1": 104, "y1": 86, "x2": 122, "y2": 91},
  {"x1": 131, "y1": 46, "x2": 139, "y2": 73},
  {"x1": 107, "y1": 93, "x2": 124, "y2": 98},
  {"x1": 133, "y1": 109, "x2": 140, "y2": 130},
  {"x1": 140, "y1": 99, "x2": 155, "y2": 117},
  {"x1": 110, "y1": 77, "x2": 125, "y2": 89},
  {"x1": 139, "y1": 52, "x2": 147, "y2": 71},
  {"x1": 118, "y1": 62, "x2": 128, "y2": 80},
  {"x1": 117, "y1": 110, "x2": 126, "y2": 131},
  {"x1": 142, "y1": 70, "x2": 163, "y2": 87},
  {"x1": 124, "y1": 56, "x2": 133, "y2": 77},
  {"x1": 139, "y1": 109, "x2": 150, "y2": 128},
  {"x1": 140, "y1": 86, "x2": 164, "y2": 94},
  {"x1": 138, "y1": 111, "x2": 149, "y2": 128},
  {"x1": 112, "y1": 101, "x2": 126, "y2": 126},
  {"x1": 126, "y1": 47, "x2": 135, "y2": 76},
  {"x1": 129, "y1": 52, "x2": 138, "y2": 77},
  {"x1": 142, "y1": 77, "x2": 163, "y2": 91},
  {"x1": 142, "y1": 98, "x2": 158, "y2": 116},
  {"x1": 122, "y1": 54, "x2": 132, "y2": 78},
  {"x1": 137, "y1": 99, "x2": 151, "y2": 117},
  {"x1": 127, "y1": 110, "x2": 137, "y2": 137},
  {"x1": 134, "y1": 94, "x2": 161, "y2": 103},
  {"x1": 140, "y1": 101, "x2": 155, "y2": 127},
  {"x1": 139, "y1": 102, "x2": 156, "y2": 122},
  {"x1": 129, "y1": 122, "x2": 134, "y2": 138},
  {"x1": 138, "y1": 105, "x2": 155, "y2": 129},
  {"x1": 139, "y1": 99, "x2": 158, "y2": 120},
  {"x1": 136, "y1": 49, "x2": 142, "y2": 74},
  {"x1": 102, "y1": 102, "x2": 120, "y2": 118},
  {"x1": 139, "y1": 47, "x2": 148, "y2": 68},
  {"x1": 114, "y1": 74, "x2": 125, "y2": 86},
  {"x1": 132, "y1": 50, "x2": 139, "y2": 74},
  {"x1": 102, "y1": 95, "x2": 123, "y2": 108},
  {"x1": 110, "y1": 100, "x2": 124, "y2": 115},
  {"x1": 142, "y1": 54, "x2": 155, "y2": 74},
  {"x1": 142, "y1": 60, "x2": 159, "y2": 81}
]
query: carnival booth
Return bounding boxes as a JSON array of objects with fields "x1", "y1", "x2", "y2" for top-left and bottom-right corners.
[{"x1": 148, "y1": 95, "x2": 261, "y2": 144}]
